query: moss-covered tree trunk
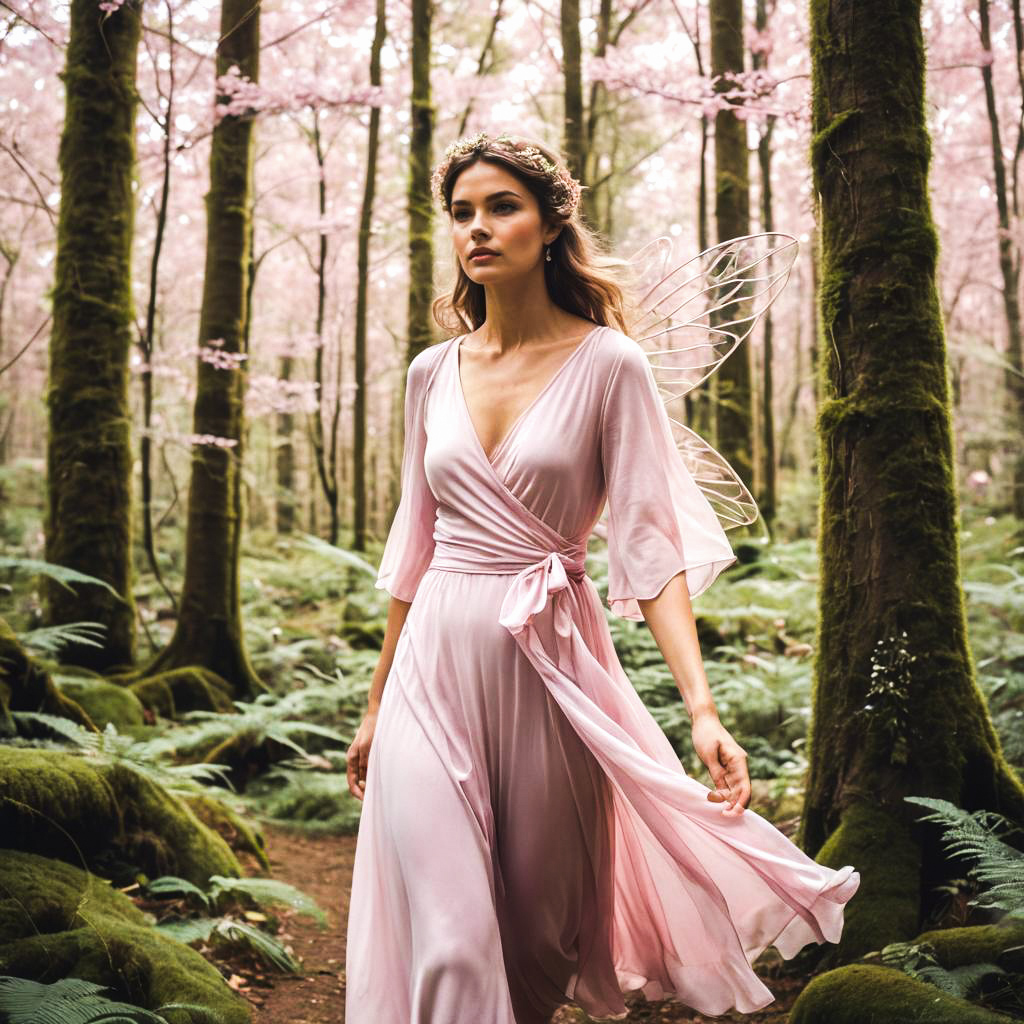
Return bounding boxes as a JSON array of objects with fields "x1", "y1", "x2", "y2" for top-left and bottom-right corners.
[
  {"x1": 754, "y1": 0, "x2": 777, "y2": 529},
  {"x1": 352, "y1": 0, "x2": 386, "y2": 553},
  {"x1": 581, "y1": 0, "x2": 609, "y2": 230},
  {"x1": 805, "y1": 0, "x2": 1024, "y2": 959},
  {"x1": 710, "y1": 0, "x2": 753, "y2": 493},
  {"x1": 408, "y1": 0, "x2": 435, "y2": 372},
  {"x1": 307, "y1": 111, "x2": 339, "y2": 545},
  {"x1": 561, "y1": 0, "x2": 586, "y2": 190},
  {"x1": 275, "y1": 354, "x2": 296, "y2": 533},
  {"x1": 143, "y1": 0, "x2": 263, "y2": 699},
  {"x1": 44, "y1": 0, "x2": 142, "y2": 671},
  {"x1": 978, "y1": 0, "x2": 1024, "y2": 520}
]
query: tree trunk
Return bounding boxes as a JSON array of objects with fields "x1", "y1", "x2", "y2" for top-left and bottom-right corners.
[
  {"x1": 306, "y1": 111, "x2": 339, "y2": 544},
  {"x1": 710, "y1": 0, "x2": 753, "y2": 493},
  {"x1": 407, "y1": 0, "x2": 435, "y2": 368},
  {"x1": 582, "y1": 0, "x2": 611, "y2": 230},
  {"x1": 353, "y1": 0, "x2": 387, "y2": 553},
  {"x1": 754, "y1": 0, "x2": 777, "y2": 529},
  {"x1": 978, "y1": 0, "x2": 1024, "y2": 520},
  {"x1": 143, "y1": 0, "x2": 264, "y2": 699},
  {"x1": 45, "y1": 0, "x2": 142, "y2": 672},
  {"x1": 561, "y1": 0, "x2": 586, "y2": 186},
  {"x1": 275, "y1": 354, "x2": 295, "y2": 534},
  {"x1": 806, "y1": 0, "x2": 1024, "y2": 960},
  {"x1": 139, "y1": 0, "x2": 177, "y2": 614}
]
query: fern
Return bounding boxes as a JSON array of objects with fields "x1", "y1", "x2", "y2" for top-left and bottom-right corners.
[
  {"x1": 208, "y1": 875, "x2": 327, "y2": 925},
  {"x1": 0, "y1": 975, "x2": 223, "y2": 1023},
  {"x1": 154, "y1": 917, "x2": 300, "y2": 973},
  {"x1": 905, "y1": 796, "x2": 1024, "y2": 917},
  {"x1": 7, "y1": 716, "x2": 236, "y2": 797},
  {"x1": 880, "y1": 941, "x2": 1005, "y2": 1000},
  {"x1": 146, "y1": 873, "x2": 325, "y2": 925},
  {"x1": 17, "y1": 621, "x2": 108, "y2": 656},
  {"x1": 0, "y1": 556, "x2": 124, "y2": 599}
]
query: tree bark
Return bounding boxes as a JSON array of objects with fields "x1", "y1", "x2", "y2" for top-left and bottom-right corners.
[
  {"x1": 407, "y1": 0, "x2": 435, "y2": 373},
  {"x1": 44, "y1": 0, "x2": 142, "y2": 672},
  {"x1": 806, "y1": 0, "x2": 1024, "y2": 959},
  {"x1": 754, "y1": 0, "x2": 777, "y2": 529},
  {"x1": 978, "y1": 0, "x2": 1024, "y2": 519},
  {"x1": 561, "y1": 0, "x2": 586, "y2": 186},
  {"x1": 353, "y1": 0, "x2": 387, "y2": 553},
  {"x1": 143, "y1": 0, "x2": 264, "y2": 699},
  {"x1": 710, "y1": 0, "x2": 753, "y2": 493}
]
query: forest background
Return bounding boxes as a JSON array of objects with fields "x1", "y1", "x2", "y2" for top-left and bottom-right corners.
[{"x1": 1, "y1": 0, "x2": 1024, "y2": 1022}]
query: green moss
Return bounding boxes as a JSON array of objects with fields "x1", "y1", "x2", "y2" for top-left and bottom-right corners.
[
  {"x1": 183, "y1": 793, "x2": 270, "y2": 871},
  {"x1": 0, "y1": 748, "x2": 240, "y2": 885},
  {"x1": 916, "y1": 920, "x2": 1024, "y2": 973},
  {"x1": 56, "y1": 677, "x2": 145, "y2": 729},
  {"x1": 0, "y1": 618, "x2": 96, "y2": 731},
  {"x1": 790, "y1": 963, "x2": 1013, "y2": 1023},
  {"x1": 121, "y1": 667, "x2": 235, "y2": 718},
  {"x1": 0, "y1": 850, "x2": 249, "y2": 1024},
  {"x1": 43, "y1": 0, "x2": 142, "y2": 671},
  {"x1": 815, "y1": 802, "x2": 920, "y2": 959},
  {"x1": 803, "y1": 0, "x2": 1024, "y2": 961}
]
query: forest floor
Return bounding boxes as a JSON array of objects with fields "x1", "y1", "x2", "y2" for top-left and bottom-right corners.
[{"x1": 227, "y1": 822, "x2": 802, "y2": 1024}]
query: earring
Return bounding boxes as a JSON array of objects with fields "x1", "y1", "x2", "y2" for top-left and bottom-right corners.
[{"x1": 545, "y1": 246, "x2": 552, "y2": 262}]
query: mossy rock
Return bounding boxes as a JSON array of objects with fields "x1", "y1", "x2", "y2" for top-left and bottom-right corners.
[
  {"x1": 789, "y1": 963, "x2": 1013, "y2": 1023},
  {"x1": 814, "y1": 801, "x2": 920, "y2": 959},
  {"x1": 0, "y1": 747, "x2": 240, "y2": 886},
  {"x1": 0, "y1": 849, "x2": 249, "y2": 1024},
  {"x1": 55, "y1": 676, "x2": 145, "y2": 729},
  {"x1": 183, "y1": 792, "x2": 270, "y2": 872},
  {"x1": 916, "y1": 920, "x2": 1024, "y2": 973},
  {"x1": 123, "y1": 667, "x2": 236, "y2": 719},
  {"x1": 0, "y1": 618, "x2": 96, "y2": 733}
]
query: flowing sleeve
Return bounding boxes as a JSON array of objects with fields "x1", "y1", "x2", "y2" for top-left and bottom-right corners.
[
  {"x1": 600, "y1": 340, "x2": 738, "y2": 620},
  {"x1": 374, "y1": 348, "x2": 440, "y2": 603}
]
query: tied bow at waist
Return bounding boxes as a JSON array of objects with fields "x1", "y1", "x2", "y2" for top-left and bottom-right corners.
[{"x1": 498, "y1": 552, "x2": 586, "y2": 640}]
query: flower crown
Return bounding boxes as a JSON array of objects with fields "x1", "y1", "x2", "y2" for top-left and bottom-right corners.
[{"x1": 430, "y1": 132, "x2": 583, "y2": 216}]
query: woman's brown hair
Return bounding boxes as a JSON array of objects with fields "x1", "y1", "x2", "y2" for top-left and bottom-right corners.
[{"x1": 431, "y1": 133, "x2": 634, "y2": 337}]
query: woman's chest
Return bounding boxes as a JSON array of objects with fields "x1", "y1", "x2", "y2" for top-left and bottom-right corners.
[{"x1": 422, "y1": 343, "x2": 610, "y2": 534}]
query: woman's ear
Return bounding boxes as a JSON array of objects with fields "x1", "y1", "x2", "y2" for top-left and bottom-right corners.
[{"x1": 544, "y1": 224, "x2": 563, "y2": 247}]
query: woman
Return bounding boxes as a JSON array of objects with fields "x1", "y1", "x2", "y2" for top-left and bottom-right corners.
[{"x1": 344, "y1": 131, "x2": 859, "y2": 1024}]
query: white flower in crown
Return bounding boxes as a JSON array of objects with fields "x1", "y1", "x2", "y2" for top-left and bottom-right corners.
[{"x1": 430, "y1": 132, "x2": 582, "y2": 216}]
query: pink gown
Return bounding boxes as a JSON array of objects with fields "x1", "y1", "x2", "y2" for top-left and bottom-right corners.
[{"x1": 344, "y1": 324, "x2": 859, "y2": 1023}]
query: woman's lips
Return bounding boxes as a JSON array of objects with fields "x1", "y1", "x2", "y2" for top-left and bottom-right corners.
[{"x1": 470, "y1": 252, "x2": 498, "y2": 262}]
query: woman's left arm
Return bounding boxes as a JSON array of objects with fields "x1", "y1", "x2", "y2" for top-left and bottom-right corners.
[{"x1": 637, "y1": 570, "x2": 751, "y2": 816}]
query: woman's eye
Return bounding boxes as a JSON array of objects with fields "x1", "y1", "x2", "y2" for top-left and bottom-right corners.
[{"x1": 453, "y1": 202, "x2": 516, "y2": 221}]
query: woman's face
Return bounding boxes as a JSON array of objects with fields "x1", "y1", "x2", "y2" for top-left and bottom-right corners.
[{"x1": 449, "y1": 160, "x2": 557, "y2": 283}]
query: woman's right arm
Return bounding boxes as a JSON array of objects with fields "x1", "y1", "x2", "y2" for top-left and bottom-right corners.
[
  {"x1": 366, "y1": 595, "x2": 412, "y2": 714},
  {"x1": 346, "y1": 595, "x2": 412, "y2": 800}
]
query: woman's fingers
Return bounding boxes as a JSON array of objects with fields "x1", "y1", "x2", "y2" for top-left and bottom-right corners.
[{"x1": 346, "y1": 744, "x2": 362, "y2": 800}]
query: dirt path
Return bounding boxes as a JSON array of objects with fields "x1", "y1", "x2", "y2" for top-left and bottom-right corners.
[
  {"x1": 237, "y1": 824, "x2": 799, "y2": 1023},
  {"x1": 244, "y1": 824, "x2": 355, "y2": 1024}
]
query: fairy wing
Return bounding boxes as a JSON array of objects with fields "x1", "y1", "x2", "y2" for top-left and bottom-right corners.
[{"x1": 591, "y1": 231, "x2": 798, "y2": 542}]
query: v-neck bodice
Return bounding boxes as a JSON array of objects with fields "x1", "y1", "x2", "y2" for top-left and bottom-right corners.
[
  {"x1": 455, "y1": 325, "x2": 603, "y2": 467},
  {"x1": 430, "y1": 324, "x2": 612, "y2": 541}
]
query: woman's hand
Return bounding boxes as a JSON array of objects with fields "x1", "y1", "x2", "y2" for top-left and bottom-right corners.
[
  {"x1": 346, "y1": 709, "x2": 378, "y2": 801},
  {"x1": 691, "y1": 712, "x2": 750, "y2": 816}
]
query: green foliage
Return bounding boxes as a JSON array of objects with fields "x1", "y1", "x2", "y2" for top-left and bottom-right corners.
[
  {"x1": 144, "y1": 874, "x2": 325, "y2": 926},
  {"x1": 905, "y1": 796, "x2": 1024, "y2": 918},
  {"x1": 0, "y1": 556, "x2": 122, "y2": 600},
  {"x1": 878, "y1": 941, "x2": 1005, "y2": 1001},
  {"x1": 242, "y1": 755, "x2": 362, "y2": 836},
  {"x1": 0, "y1": 976, "x2": 224, "y2": 1024},
  {"x1": 143, "y1": 873, "x2": 323, "y2": 974},
  {"x1": 155, "y1": 918, "x2": 300, "y2": 974},
  {"x1": 6, "y1": 714, "x2": 235, "y2": 796}
]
